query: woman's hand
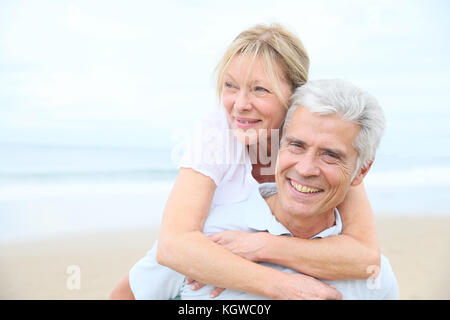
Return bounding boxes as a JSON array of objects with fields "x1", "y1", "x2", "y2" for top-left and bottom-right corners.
[
  {"x1": 185, "y1": 231, "x2": 268, "y2": 298},
  {"x1": 186, "y1": 231, "x2": 342, "y2": 300},
  {"x1": 208, "y1": 230, "x2": 269, "y2": 262},
  {"x1": 185, "y1": 277, "x2": 225, "y2": 298},
  {"x1": 186, "y1": 272, "x2": 342, "y2": 300},
  {"x1": 274, "y1": 273, "x2": 342, "y2": 300}
]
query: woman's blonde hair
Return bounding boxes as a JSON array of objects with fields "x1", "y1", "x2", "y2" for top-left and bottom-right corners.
[{"x1": 215, "y1": 23, "x2": 310, "y2": 108}]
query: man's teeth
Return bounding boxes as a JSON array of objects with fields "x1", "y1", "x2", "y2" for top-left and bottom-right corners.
[{"x1": 290, "y1": 180, "x2": 321, "y2": 194}]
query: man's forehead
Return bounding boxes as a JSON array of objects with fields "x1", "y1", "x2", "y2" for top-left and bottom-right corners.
[
  {"x1": 289, "y1": 105, "x2": 343, "y2": 123},
  {"x1": 286, "y1": 107, "x2": 360, "y2": 154}
]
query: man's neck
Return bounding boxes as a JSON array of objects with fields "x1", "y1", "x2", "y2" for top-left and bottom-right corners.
[{"x1": 265, "y1": 193, "x2": 336, "y2": 239}]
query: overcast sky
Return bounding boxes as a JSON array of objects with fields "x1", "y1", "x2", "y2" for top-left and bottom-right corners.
[{"x1": 0, "y1": 0, "x2": 449, "y2": 150}]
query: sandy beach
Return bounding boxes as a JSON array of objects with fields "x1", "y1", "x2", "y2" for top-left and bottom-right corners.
[{"x1": 1, "y1": 215, "x2": 449, "y2": 300}]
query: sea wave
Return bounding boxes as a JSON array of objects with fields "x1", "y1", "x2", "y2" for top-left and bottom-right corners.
[
  {"x1": 0, "y1": 180, "x2": 175, "y2": 201},
  {"x1": 366, "y1": 165, "x2": 450, "y2": 188}
]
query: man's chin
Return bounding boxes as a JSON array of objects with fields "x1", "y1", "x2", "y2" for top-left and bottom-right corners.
[{"x1": 282, "y1": 202, "x2": 319, "y2": 219}]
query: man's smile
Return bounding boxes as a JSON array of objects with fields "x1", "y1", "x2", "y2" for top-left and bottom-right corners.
[{"x1": 287, "y1": 178, "x2": 324, "y2": 195}]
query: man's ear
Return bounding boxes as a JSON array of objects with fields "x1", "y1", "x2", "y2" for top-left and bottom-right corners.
[{"x1": 351, "y1": 160, "x2": 374, "y2": 186}]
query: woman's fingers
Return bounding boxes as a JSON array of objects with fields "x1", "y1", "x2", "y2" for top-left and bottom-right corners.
[
  {"x1": 207, "y1": 233, "x2": 221, "y2": 242},
  {"x1": 210, "y1": 287, "x2": 225, "y2": 298},
  {"x1": 190, "y1": 281, "x2": 206, "y2": 291},
  {"x1": 185, "y1": 277, "x2": 206, "y2": 290},
  {"x1": 185, "y1": 277, "x2": 194, "y2": 284},
  {"x1": 186, "y1": 276, "x2": 224, "y2": 296},
  {"x1": 327, "y1": 285, "x2": 343, "y2": 300}
]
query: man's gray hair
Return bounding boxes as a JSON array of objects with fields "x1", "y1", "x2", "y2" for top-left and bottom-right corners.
[{"x1": 283, "y1": 79, "x2": 385, "y2": 173}]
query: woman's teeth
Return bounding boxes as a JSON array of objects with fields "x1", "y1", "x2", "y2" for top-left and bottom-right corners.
[
  {"x1": 290, "y1": 180, "x2": 321, "y2": 194},
  {"x1": 237, "y1": 119, "x2": 259, "y2": 124}
]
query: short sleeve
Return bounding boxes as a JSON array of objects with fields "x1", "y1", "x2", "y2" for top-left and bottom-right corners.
[
  {"x1": 378, "y1": 255, "x2": 400, "y2": 300},
  {"x1": 129, "y1": 241, "x2": 185, "y2": 300},
  {"x1": 174, "y1": 109, "x2": 233, "y2": 186}
]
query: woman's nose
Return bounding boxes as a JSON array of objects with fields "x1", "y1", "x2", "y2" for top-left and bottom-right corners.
[{"x1": 234, "y1": 91, "x2": 252, "y2": 112}]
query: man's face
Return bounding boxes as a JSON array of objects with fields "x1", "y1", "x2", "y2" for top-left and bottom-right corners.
[{"x1": 276, "y1": 106, "x2": 362, "y2": 219}]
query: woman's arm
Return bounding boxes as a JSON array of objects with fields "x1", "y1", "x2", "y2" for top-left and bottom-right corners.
[
  {"x1": 210, "y1": 183, "x2": 380, "y2": 280},
  {"x1": 156, "y1": 168, "x2": 341, "y2": 299}
]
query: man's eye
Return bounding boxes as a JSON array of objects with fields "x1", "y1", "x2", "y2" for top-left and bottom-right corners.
[
  {"x1": 288, "y1": 142, "x2": 305, "y2": 151},
  {"x1": 323, "y1": 152, "x2": 340, "y2": 163}
]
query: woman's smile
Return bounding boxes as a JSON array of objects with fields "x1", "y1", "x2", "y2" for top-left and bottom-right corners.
[{"x1": 234, "y1": 116, "x2": 262, "y2": 129}]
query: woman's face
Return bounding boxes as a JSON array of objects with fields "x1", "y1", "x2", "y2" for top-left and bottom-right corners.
[{"x1": 221, "y1": 54, "x2": 292, "y2": 145}]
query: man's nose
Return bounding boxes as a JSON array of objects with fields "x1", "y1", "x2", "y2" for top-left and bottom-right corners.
[
  {"x1": 295, "y1": 152, "x2": 321, "y2": 177},
  {"x1": 234, "y1": 90, "x2": 252, "y2": 112}
]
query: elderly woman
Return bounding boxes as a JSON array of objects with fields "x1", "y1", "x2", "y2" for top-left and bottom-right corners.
[{"x1": 111, "y1": 23, "x2": 380, "y2": 300}]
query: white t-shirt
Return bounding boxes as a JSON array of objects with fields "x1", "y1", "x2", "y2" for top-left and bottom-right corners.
[
  {"x1": 176, "y1": 107, "x2": 259, "y2": 205},
  {"x1": 129, "y1": 107, "x2": 260, "y2": 300},
  {"x1": 129, "y1": 183, "x2": 399, "y2": 300}
]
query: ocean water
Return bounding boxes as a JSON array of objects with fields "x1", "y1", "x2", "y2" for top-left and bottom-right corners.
[
  {"x1": 0, "y1": 145, "x2": 178, "y2": 243},
  {"x1": 1, "y1": 143, "x2": 449, "y2": 243}
]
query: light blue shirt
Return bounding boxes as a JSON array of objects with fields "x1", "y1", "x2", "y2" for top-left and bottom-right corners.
[{"x1": 129, "y1": 183, "x2": 399, "y2": 300}]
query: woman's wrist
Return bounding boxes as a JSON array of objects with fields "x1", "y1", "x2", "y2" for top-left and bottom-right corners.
[
  {"x1": 256, "y1": 268, "x2": 290, "y2": 299},
  {"x1": 255, "y1": 232, "x2": 277, "y2": 263}
]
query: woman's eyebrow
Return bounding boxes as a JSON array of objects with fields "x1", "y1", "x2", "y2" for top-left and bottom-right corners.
[
  {"x1": 224, "y1": 73, "x2": 236, "y2": 82},
  {"x1": 250, "y1": 79, "x2": 270, "y2": 87}
]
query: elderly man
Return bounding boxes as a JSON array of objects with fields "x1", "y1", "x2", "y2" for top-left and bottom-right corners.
[{"x1": 112, "y1": 79, "x2": 398, "y2": 300}]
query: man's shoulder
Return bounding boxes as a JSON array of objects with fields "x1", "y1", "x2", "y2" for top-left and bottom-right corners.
[
  {"x1": 376, "y1": 254, "x2": 399, "y2": 299},
  {"x1": 324, "y1": 254, "x2": 399, "y2": 300}
]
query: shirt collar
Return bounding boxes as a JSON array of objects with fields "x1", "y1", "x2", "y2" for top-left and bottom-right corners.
[{"x1": 245, "y1": 183, "x2": 342, "y2": 239}]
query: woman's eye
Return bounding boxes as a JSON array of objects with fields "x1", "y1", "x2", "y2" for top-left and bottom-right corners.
[
  {"x1": 224, "y1": 82, "x2": 235, "y2": 89},
  {"x1": 254, "y1": 86, "x2": 269, "y2": 93}
]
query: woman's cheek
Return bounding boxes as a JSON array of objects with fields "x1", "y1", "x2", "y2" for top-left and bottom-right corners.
[
  {"x1": 221, "y1": 91, "x2": 234, "y2": 108},
  {"x1": 269, "y1": 102, "x2": 288, "y2": 129},
  {"x1": 272, "y1": 112, "x2": 287, "y2": 130}
]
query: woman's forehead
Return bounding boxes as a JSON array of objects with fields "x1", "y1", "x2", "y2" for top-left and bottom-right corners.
[{"x1": 226, "y1": 54, "x2": 284, "y2": 83}]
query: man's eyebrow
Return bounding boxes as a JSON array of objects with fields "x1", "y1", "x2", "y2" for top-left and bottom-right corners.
[
  {"x1": 320, "y1": 147, "x2": 345, "y2": 158},
  {"x1": 285, "y1": 136, "x2": 345, "y2": 158},
  {"x1": 285, "y1": 136, "x2": 306, "y2": 145}
]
